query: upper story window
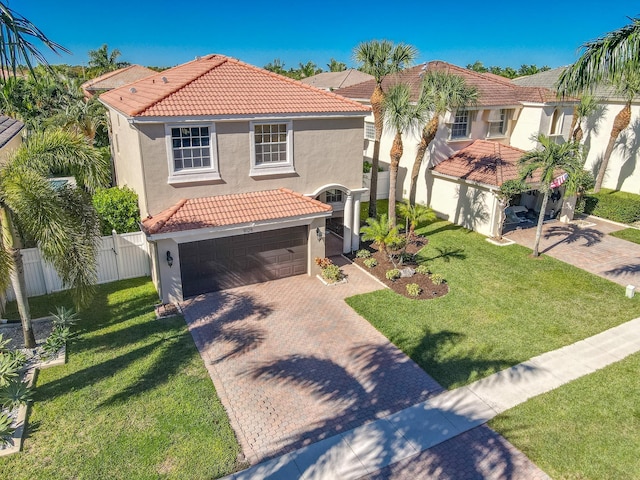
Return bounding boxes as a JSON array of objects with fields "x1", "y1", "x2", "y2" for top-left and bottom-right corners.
[
  {"x1": 325, "y1": 189, "x2": 343, "y2": 203},
  {"x1": 487, "y1": 109, "x2": 507, "y2": 137},
  {"x1": 450, "y1": 109, "x2": 471, "y2": 139},
  {"x1": 550, "y1": 108, "x2": 564, "y2": 135},
  {"x1": 250, "y1": 121, "x2": 294, "y2": 176},
  {"x1": 364, "y1": 122, "x2": 375, "y2": 141},
  {"x1": 165, "y1": 124, "x2": 220, "y2": 184}
]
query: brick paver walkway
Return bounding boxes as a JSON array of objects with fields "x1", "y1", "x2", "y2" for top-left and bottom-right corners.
[
  {"x1": 181, "y1": 261, "x2": 443, "y2": 464},
  {"x1": 505, "y1": 216, "x2": 640, "y2": 288}
]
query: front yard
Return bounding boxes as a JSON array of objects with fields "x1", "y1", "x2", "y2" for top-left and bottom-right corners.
[
  {"x1": 0, "y1": 278, "x2": 242, "y2": 479},
  {"x1": 347, "y1": 218, "x2": 640, "y2": 478}
]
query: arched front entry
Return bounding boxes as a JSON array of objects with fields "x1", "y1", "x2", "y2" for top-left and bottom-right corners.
[{"x1": 308, "y1": 184, "x2": 368, "y2": 254}]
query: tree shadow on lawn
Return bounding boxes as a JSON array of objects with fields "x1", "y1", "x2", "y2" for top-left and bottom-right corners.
[{"x1": 419, "y1": 220, "x2": 468, "y2": 238}]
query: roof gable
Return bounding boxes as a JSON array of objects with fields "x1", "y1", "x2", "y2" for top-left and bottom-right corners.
[
  {"x1": 81, "y1": 65, "x2": 156, "y2": 92},
  {"x1": 100, "y1": 55, "x2": 370, "y2": 117}
]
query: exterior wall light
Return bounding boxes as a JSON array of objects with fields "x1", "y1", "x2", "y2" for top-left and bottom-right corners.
[
  {"x1": 166, "y1": 250, "x2": 174, "y2": 267},
  {"x1": 316, "y1": 227, "x2": 323, "y2": 242}
]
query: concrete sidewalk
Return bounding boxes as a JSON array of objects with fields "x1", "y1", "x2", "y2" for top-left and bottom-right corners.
[{"x1": 222, "y1": 317, "x2": 640, "y2": 480}]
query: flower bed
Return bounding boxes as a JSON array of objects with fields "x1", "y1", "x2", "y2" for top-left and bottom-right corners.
[{"x1": 352, "y1": 236, "x2": 448, "y2": 299}]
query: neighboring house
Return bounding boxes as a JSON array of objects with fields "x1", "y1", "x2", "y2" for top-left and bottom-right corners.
[
  {"x1": 0, "y1": 115, "x2": 24, "y2": 165},
  {"x1": 334, "y1": 61, "x2": 577, "y2": 237},
  {"x1": 301, "y1": 69, "x2": 374, "y2": 91},
  {"x1": 99, "y1": 54, "x2": 369, "y2": 303},
  {"x1": 513, "y1": 67, "x2": 640, "y2": 194},
  {"x1": 81, "y1": 65, "x2": 156, "y2": 98}
]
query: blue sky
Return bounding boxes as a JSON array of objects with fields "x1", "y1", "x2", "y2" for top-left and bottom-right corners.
[{"x1": 15, "y1": 1, "x2": 639, "y2": 70}]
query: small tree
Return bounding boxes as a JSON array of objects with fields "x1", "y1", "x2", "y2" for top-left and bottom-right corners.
[
  {"x1": 360, "y1": 214, "x2": 401, "y2": 254},
  {"x1": 397, "y1": 201, "x2": 436, "y2": 238},
  {"x1": 92, "y1": 186, "x2": 140, "y2": 235},
  {"x1": 494, "y1": 179, "x2": 526, "y2": 240}
]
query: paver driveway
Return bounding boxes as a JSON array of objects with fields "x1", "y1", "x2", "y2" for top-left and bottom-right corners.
[
  {"x1": 181, "y1": 259, "x2": 443, "y2": 464},
  {"x1": 505, "y1": 216, "x2": 640, "y2": 288}
]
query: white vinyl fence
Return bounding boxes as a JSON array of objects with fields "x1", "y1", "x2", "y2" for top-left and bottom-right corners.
[{"x1": 5, "y1": 231, "x2": 151, "y2": 301}]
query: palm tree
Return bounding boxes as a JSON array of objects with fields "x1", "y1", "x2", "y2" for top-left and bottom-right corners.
[
  {"x1": 568, "y1": 94, "x2": 599, "y2": 143},
  {"x1": 88, "y1": 44, "x2": 127, "y2": 75},
  {"x1": 557, "y1": 17, "x2": 640, "y2": 96},
  {"x1": 0, "y1": 2, "x2": 69, "y2": 80},
  {"x1": 354, "y1": 40, "x2": 417, "y2": 218},
  {"x1": 298, "y1": 61, "x2": 321, "y2": 78},
  {"x1": 360, "y1": 214, "x2": 399, "y2": 254},
  {"x1": 382, "y1": 83, "x2": 428, "y2": 227},
  {"x1": 593, "y1": 69, "x2": 640, "y2": 192},
  {"x1": 0, "y1": 129, "x2": 110, "y2": 347},
  {"x1": 47, "y1": 97, "x2": 108, "y2": 144},
  {"x1": 397, "y1": 201, "x2": 436, "y2": 238},
  {"x1": 519, "y1": 134, "x2": 583, "y2": 257},
  {"x1": 409, "y1": 70, "x2": 478, "y2": 205},
  {"x1": 327, "y1": 58, "x2": 347, "y2": 72}
]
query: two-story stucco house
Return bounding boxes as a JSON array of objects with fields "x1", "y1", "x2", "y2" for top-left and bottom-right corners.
[
  {"x1": 100, "y1": 55, "x2": 370, "y2": 303},
  {"x1": 335, "y1": 61, "x2": 578, "y2": 237}
]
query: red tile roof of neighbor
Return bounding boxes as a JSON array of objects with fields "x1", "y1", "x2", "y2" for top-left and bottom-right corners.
[
  {"x1": 81, "y1": 65, "x2": 157, "y2": 92},
  {"x1": 333, "y1": 61, "x2": 561, "y2": 106},
  {"x1": 142, "y1": 188, "x2": 332, "y2": 235},
  {"x1": 100, "y1": 55, "x2": 370, "y2": 117},
  {"x1": 432, "y1": 140, "x2": 530, "y2": 187}
]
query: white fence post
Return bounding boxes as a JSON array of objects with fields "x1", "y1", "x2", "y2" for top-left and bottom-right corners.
[{"x1": 113, "y1": 229, "x2": 124, "y2": 279}]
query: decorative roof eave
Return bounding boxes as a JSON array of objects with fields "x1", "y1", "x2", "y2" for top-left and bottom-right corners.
[{"x1": 431, "y1": 169, "x2": 500, "y2": 190}]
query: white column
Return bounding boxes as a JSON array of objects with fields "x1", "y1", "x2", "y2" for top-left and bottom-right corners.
[
  {"x1": 351, "y1": 193, "x2": 361, "y2": 252},
  {"x1": 343, "y1": 192, "x2": 353, "y2": 254}
]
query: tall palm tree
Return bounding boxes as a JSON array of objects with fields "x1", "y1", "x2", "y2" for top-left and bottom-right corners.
[
  {"x1": 557, "y1": 17, "x2": 640, "y2": 96},
  {"x1": 0, "y1": 129, "x2": 110, "y2": 347},
  {"x1": 593, "y1": 69, "x2": 640, "y2": 192},
  {"x1": 0, "y1": 2, "x2": 69, "y2": 80},
  {"x1": 327, "y1": 58, "x2": 347, "y2": 72},
  {"x1": 354, "y1": 40, "x2": 417, "y2": 218},
  {"x1": 409, "y1": 70, "x2": 478, "y2": 205},
  {"x1": 382, "y1": 83, "x2": 428, "y2": 227},
  {"x1": 88, "y1": 44, "x2": 127, "y2": 75},
  {"x1": 519, "y1": 134, "x2": 583, "y2": 257}
]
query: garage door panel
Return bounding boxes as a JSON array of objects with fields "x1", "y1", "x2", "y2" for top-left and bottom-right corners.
[{"x1": 180, "y1": 226, "x2": 308, "y2": 297}]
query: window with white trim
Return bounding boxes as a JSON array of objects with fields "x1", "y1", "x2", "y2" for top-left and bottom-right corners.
[
  {"x1": 166, "y1": 124, "x2": 220, "y2": 184},
  {"x1": 250, "y1": 121, "x2": 294, "y2": 176},
  {"x1": 364, "y1": 122, "x2": 375, "y2": 140},
  {"x1": 488, "y1": 109, "x2": 507, "y2": 137},
  {"x1": 325, "y1": 189, "x2": 343, "y2": 203},
  {"x1": 450, "y1": 110, "x2": 471, "y2": 139}
]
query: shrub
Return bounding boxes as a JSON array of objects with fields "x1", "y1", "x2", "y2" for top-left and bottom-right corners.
[
  {"x1": 92, "y1": 186, "x2": 141, "y2": 235},
  {"x1": 321, "y1": 264, "x2": 343, "y2": 283},
  {"x1": 0, "y1": 379, "x2": 32, "y2": 410},
  {"x1": 363, "y1": 161, "x2": 383, "y2": 173},
  {"x1": 363, "y1": 258, "x2": 378, "y2": 268},
  {"x1": 355, "y1": 249, "x2": 371, "y2": 259},
  {"x1": 406, "y1": 283, "x2": 422, "y2": 297},
  {"x1": 51, "y1": 306, "x2": 79, "y2": 327},
  {"x1": 576, "y1": 189, "x2": 640, "y2": 224},
  {"x1": 431, "y1": 273, "x2": 445, "y2": 285},
  {"x1": 386, "y1": 269, "x2": 401, "y2": 281},
  {"x1": 0, "y1": 354, "x2": 19, "y2": 387},
  {"x1": 314, "y1": 257, "x2": 333, "y2": 269},
  {"x1": 0, "y1": 411, "x2": 14, "y2": 444},
  {"x1": 415, "y1": 265, "x2": 431, "y2": 275},
  {"x1": 41, "y1": 326, "x2": 74, "y2": 359}
]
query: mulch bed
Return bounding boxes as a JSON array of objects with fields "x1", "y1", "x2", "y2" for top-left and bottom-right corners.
[{"x1": 350, "y1": 235, "x2": 449, "y2": 300}]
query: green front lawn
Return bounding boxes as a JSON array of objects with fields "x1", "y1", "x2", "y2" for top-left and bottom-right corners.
[
  {"x1": 610, "y1": 227, "x2": 640, "y2": 245},
  {"x1": 490, "y1": 352, "x2": 640, "y2": 479},
  {"x1": 0, "y1": 278, "x2": 241, "y2": 480},
  {"x1": 346, "y1": 219, "x2": 640, "y2": 389}
]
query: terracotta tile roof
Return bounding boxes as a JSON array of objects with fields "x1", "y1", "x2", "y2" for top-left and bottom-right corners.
[
  {"x1": 0, "y1": 115, "x2": 24, "y2": 148},
  {"x1": 432, "y1": 140, "x2": 528, "y2": 187},
  {"x1": 300, "y1": 69, "x2": 374, "y2": 90},
  {"x1": 81, "y1": 65, "x2": 156, "y2": 92},
  {"x1": 100, "y1": 55, "x2": 370, "y2": 117},
  {"x1": 142, "y1": 188, "x2": 332, "y2": 235},
  {"x1": 334, "y1": 61, "x2": 561, "y2": 106}
]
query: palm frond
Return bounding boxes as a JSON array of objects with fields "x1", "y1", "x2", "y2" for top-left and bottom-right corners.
[{"x1": 353, "y1": 40, "x2": 417, "y2": 83}]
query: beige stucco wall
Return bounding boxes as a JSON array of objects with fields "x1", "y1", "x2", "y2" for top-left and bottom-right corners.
[
  {"x1": 428, "y1": 176, "x2": 497, "y2": 237},
  {"x1": 133, "y1": 117, "x2": 364, "y2": 216},
  {"x1": 582, "y1": 102, "x2": 640, "y2": 193},
  {"x1": 0, "y1": 133, "x2": 22, "y2": 165},
  {"x1": 109, "y1": 110, "x2": 148, "y2": 214}
]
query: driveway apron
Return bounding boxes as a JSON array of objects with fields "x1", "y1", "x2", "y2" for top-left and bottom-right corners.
[
  {"x1": 505, "y1": 216, "x2": 640, "y2": 288},
  {"x1": 181, "y1": 260, "x2": 443, "y2": 464}
]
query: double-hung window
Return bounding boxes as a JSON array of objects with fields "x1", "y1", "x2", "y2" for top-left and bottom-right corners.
[
  {"x1": 487, "y1": 109, "x2": 507, "y2": 137},
  {"x1": 250, "y1": 121, "x2": 294, "y2": 176},
  {"x1": 450, "y1": 110, "x2": 471, "y2": 139},
  {"x1": 166, "y1": 125, "x2": 220, "y2": 184}
]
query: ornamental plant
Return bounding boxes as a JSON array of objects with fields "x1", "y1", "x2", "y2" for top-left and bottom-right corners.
[
  {"x1": 355, "y1": 249, "x2": 372, "y2": 259},
  {"x1": 406, "y1": 283, "x2": 422, "y2": 296},
  {"x1": 363, "y1": 258, "x2": 378, "y2": 268},
  {"x1": 431, "y1": 273, "x2": 445, "y2": 285},
  {"x1": 415, "y1": 264, "x2": 431, "y2": 275},
  {"x1": 386, "y1": 269, "x2": 401, "y2": 281}
]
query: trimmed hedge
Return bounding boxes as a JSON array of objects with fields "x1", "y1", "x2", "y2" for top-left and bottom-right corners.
[
  {"x1": 576, "y1": 189, "x2": 640, "y2": 224},
  {"x1": 92, "y1": 186, "x2": 141, "y2": 235}
]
